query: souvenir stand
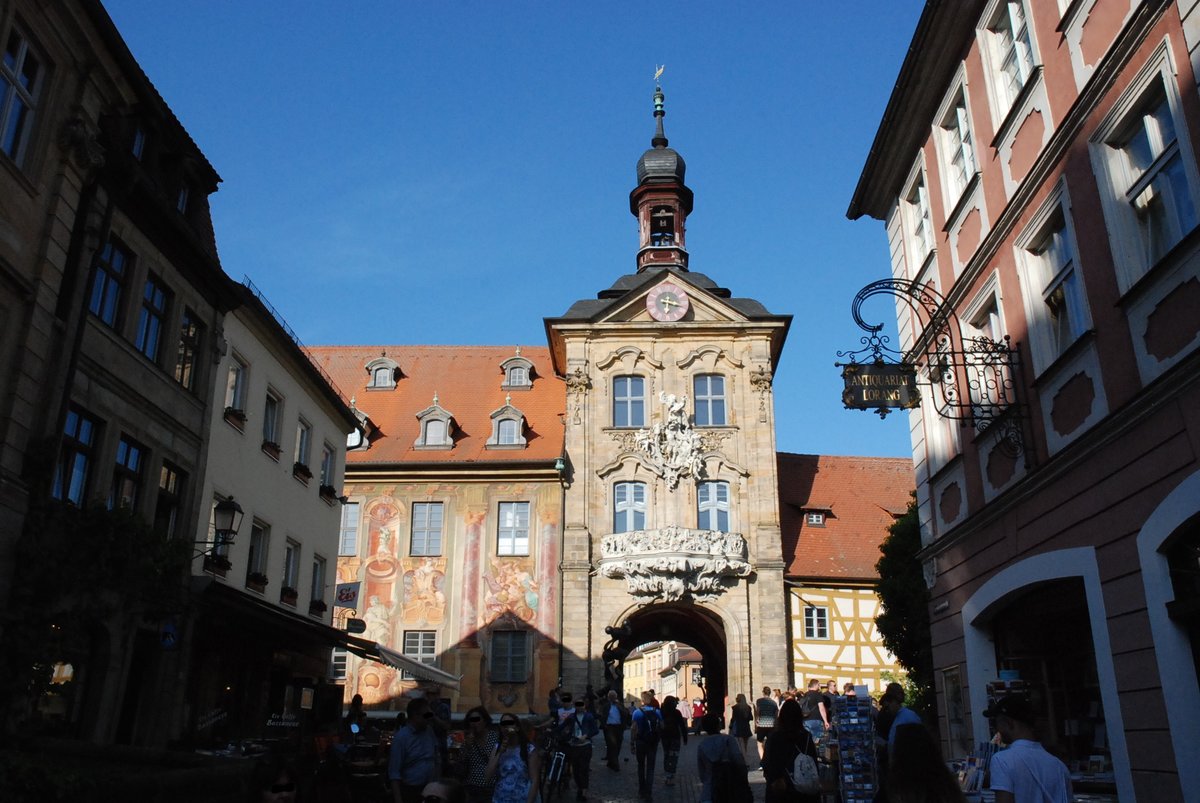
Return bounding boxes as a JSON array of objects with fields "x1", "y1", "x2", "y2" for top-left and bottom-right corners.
[{"x1": 830, "y1": 694, "x2": 877, "y2": 802}]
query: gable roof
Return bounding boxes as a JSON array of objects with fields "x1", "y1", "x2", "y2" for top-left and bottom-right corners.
[
  {"x1": 778, "y1": 453, "x2": 913, "y2": 581},
  {"x1": 307, "y1": 346, "x2": 564, "y2": 467}
]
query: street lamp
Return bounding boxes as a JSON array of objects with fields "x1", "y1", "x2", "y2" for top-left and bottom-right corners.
[
  {"x1": 213, "y1": 497, "x2": 244, "y2": 546},
  {"x1": 196, "y1": 497, "x2": 244, "y2": 557}
]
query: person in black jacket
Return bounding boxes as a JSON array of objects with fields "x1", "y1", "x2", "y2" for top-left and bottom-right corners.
[
  {"x1": 762, "y1": 699, "x2": 819, "y2": 803},
  {"x1": 659, "y1": 696, "x2": 689, "y2": 786}
]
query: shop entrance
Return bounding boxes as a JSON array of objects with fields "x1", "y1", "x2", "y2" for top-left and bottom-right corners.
[
  {"x1": 606, "y1": 603, "x2": 728, "y2": 715},
  {"x1": 990, "y1": 578, "x2": 1107, "y2": 775}
]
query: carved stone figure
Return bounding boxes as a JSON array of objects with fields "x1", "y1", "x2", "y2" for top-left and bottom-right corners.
[
  {"x1": 634, "y1": 393, "x2": 705, "y2": 489},
  {"x1": 597, "y1": 525, "x2": 752, "y2": 601}
]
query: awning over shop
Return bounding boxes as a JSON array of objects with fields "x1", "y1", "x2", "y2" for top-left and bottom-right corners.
[{"x1": 342, "y1": 637, "x2": 462, "y2": 690}]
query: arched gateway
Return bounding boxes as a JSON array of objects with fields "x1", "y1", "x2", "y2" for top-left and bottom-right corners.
[{"x1": 545, "y1": 84, "x2": 792, "y2": 708}]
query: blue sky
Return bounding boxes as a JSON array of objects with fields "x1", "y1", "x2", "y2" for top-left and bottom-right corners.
[{"x1": 101, "y1": 1, "x2": 924, "y2": 459}]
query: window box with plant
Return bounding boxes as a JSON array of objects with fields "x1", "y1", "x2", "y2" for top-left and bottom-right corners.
[
  {"x1": 245, "y1": 571, "x2": 269, "y2": 592},
  {"x1": 309, "y1": 599, "x2": 328, "y2": 616},
  {"x1": 292, "y1": 462, "x2": 312, "y2": 483},
  {"x1": 203, "y1": 554, "x2": 232, "y2": 575},
  {"x1": 223, "y1": 406, "x2": 247, "y2": 430},
  {"x1": 261, "y1": 440, "x2": 281, "y2": 460},
  {"x1": 280, "y1": 585, "x2": 299, "y2": 605},
  {"x1": 319, "y1": 484, "x2": 338, "y2": 503}
]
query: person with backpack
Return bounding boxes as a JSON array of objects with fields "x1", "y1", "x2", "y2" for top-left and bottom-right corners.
[
  {"x1": 697, "y1": 712, "x2": 750, "y2": 803},
  {"x1": 630, "y1": 691, "x2": 663, "y2": 800},
  {"x1": 762, "y1": 698, "x2": 820, "y2": 803},
  {"x1": 799, "y1": 679, "x2": 830, "y2": 743}
]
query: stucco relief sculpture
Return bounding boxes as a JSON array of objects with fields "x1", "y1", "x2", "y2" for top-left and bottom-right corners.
[
  {"x1": 635, "y1": 392, "x2": 704, "y2": 489},
  {"x1": 750, "y1": 365, "x2": 773, "y2": 423},
  {"x1": 598, "y1": 525, "x2": 751, "y2": 601},
  {"x1": 565, "y1": 367, "x2": 591, "y2": 424}
]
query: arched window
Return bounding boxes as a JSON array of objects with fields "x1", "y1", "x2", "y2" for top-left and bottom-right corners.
[
  {"x1": 365, "y1": 357, "x2": 400, "y2": 389},
  {"x1": 498, "y1": 418, "x2": 520, "y2": 445},
  {"x1": 613, "y1": 481, "x2": 647, "y2": 533},
  {"x1": 424, "y1": 419, "x2": 447, "y2": 445}
]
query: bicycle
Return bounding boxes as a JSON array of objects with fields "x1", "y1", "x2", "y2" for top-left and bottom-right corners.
[{"x1": 539, "y1": 726, "x2": 572, "y2": 799}]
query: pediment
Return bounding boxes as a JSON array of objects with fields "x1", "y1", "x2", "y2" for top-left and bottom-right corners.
[{"x1": 589, "y1": 273, "x2": 752, "y2": 326}]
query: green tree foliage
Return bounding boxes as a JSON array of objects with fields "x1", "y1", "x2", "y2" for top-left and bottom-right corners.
[{"x1": 875, "y1": 496, "x2": 934, "y2": 719}]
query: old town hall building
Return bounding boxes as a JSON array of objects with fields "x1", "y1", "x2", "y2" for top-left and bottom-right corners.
[{"x1": 311, "y1": 88, "x2": 911, "y2": 715}]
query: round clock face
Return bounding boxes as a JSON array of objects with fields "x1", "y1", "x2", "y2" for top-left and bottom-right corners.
[{"x1": 646, "y1": 281, "x2": 690, "y2": 322}]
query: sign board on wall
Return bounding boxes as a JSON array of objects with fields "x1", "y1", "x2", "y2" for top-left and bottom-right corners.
[{"x1": 840, "y1": 363, "x2": 919, "y2": 415}]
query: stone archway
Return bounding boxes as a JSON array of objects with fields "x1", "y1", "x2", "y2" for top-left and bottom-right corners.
[{"x1": 610, "y1": 602, "x2": 728, "y2": 713}]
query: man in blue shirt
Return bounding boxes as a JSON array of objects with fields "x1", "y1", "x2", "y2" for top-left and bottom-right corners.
[
  {"x1": 881, "y1": 685, "x2": 922, "y2": 759},
  {"x1": 389, "y1": 697, "x2": 441, "y2": 803}
]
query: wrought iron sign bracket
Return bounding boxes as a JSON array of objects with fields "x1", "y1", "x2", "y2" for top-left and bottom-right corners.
[{"x1": 836, "y1": 278, "x2": 1031, "y2": 461}]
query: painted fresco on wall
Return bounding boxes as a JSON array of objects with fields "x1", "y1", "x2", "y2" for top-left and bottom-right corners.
[
  {"x1": 400, "y1": 556, "x2": 447, "y2": 625},
  {"x1": 482, "y1": 558, "x2": 539, "y2": 625}
]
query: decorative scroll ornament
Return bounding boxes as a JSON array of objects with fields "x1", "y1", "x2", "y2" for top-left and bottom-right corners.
[
  {"x1": 598, "y1": 525, "x2": 752, "y2": 601},
  {"x1": 565, "y1": 367, "x2": 591, "y2": 424},
  {"x1": 635, "y1": 393, "x2": 704, "y2": 489},
  {"x1": 835, "y1": 278, "x2": 1029, "y2": 461},
  {"x1": 749, "y1": 366, "x2": 773, "y2": 423}
]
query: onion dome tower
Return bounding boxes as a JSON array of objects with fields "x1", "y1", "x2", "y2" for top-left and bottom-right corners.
[{"x1": 631, "y1": 83, "x2": 693, "y2": 272}]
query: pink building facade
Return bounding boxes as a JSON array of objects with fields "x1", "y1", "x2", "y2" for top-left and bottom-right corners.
[{"x1": 850, "y1": 2, "x2": 1200, "y2": 800}]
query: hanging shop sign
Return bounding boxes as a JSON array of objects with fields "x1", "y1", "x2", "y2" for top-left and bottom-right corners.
[{"x1": 841, "y1": 362, "x2": 919, "y2": 413}]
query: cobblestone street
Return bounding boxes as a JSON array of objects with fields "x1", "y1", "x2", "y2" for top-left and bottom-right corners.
[{"x1": 568, "y1": 732, "x2": 766, "y2": 803}]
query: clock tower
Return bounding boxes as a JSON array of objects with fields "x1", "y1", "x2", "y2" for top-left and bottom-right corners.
[
  {"x1": 632, "y1": 84, "x2": 692, "y2": 273},
  {"x1": 545, "y1": 85, "x2": 792, "y2": 705}
]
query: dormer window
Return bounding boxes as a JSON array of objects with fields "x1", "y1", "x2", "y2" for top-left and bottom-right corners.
[
  {"x1": 414, "y1": 395, "x2": 454, "y2": 450},
  {"x1": 805, "y1": 511, "x2": 827, "y2": 527},
  {"x1": 651, "y1": 206, "x2": 676, "y2": 246},
  {"x1": 365, "y1": 356, "x2": 400, "y2": 390},
  {"x1": 487, "y1": 397, "x2": 527, "y2": 449},
  {"x1": 500, "y1": 351, "x2": 534, "y2": 390}
]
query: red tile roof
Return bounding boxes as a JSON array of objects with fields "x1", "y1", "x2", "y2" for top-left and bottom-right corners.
[
  {"x1": 307, "y1": 346, "x2": 564, "y2": 466},
  {"x1": 778, "y1": 453, "x2": 913, "y2": 581}
]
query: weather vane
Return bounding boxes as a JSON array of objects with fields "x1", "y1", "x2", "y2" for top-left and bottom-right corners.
[{"x1": 654, "y1": 64, "x2": 665, "y2": 84}]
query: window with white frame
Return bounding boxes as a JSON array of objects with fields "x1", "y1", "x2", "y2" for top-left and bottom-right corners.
[
  {"x1": 939, "y1": 89, "x2": 977, "y2": 204},
  {"x1": 225, "y1": 356, "x2": 247, "y2": 413},
  {"x1": 497, "y1": 501, "x2": 530, "y2": 556},
  {"x1": 697, "y1": 481, "x2": 730, "y2": 532},
  {"x1": 498, "y1": 418, "x2": 520, "y2": 444},
  {"x1": 366, "y1": 357, "x2": 398, "y2": 389},
  {"x1": 693, "y1": 374, "x2": 726, "y2": 426},
  {"x1": 806, "y1": 511, "x2": 826, "y2": 527},
  {"x1": 339, "y1": 502, "x2": 360, "y2": 556},
  {"x1": 283, "y1": 539, "x2": 300, "y2": 590},
  {"x1": 612, "y1": 376, "x2": 645, "y2": 428},
  {"x1": 613, "y1": 481, "x2": 647, "y2": 533},
  {"x1": 295, "y1": 419, "x2": 312, "y2": 467},
  {"x1": 963, "y1": 282, "x2": 1011, "y2": 416},
  {"x1": 411, "y1": 502, "x2": 443, "y2": 556},
  {"x1": 1017, "y1": 190, "x2": 1091, "y2": 371},
  {"x1": 403, "y1": 630, "x2": 437, "y2": 679},
  {"x1": 1092, "y1": 63, "x2": 1199, "y2": 290},
  {"x1": 984, "y1": 1, "x2": 1036, "y2": 116},
  {"x1": 320, "y1": 444, "x2": 335, "y2": 486},
  {"x1": 903, "y1": 171, "x2": 935, "y2": 270},
  {"x1": 247, "y1": 522, "x2": 269, "y2": 581},
  {"x1": 263, "y1": 389, "x2": 282, "y2": 447},
  {"x1": 490, "y1": 630, "x2": 528, "y2": 682},
  {"x1": 311, "y1": 555, "x2": 326, "y2": 606},
  {"x1": 804, "y1": 606, "x2": 829, "y2": 640},
  {"x1": 1, "y1": 25, "x2": 43, "y2": 166},
  {"x1": 414, "y1": 404, "x2": 454, "y2": 449}
]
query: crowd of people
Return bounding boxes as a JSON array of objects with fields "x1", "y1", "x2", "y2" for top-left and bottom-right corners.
[{"x1": 250, "y1": 679, "x2": 1073, "y2": 803}]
